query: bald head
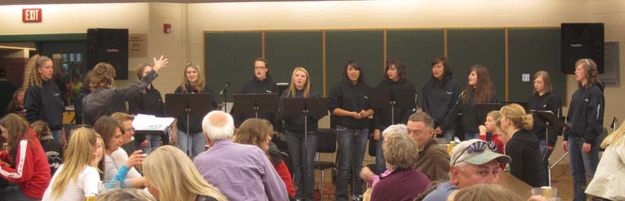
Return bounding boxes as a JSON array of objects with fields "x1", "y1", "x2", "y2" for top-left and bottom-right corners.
[{"x1": 202, "y1": 111, "x2": 235, "y2": 142}]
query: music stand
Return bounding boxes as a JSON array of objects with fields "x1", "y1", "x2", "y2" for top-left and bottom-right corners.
[
  {"x1": 165, "y1": 93, "x2": 213, "y2": 155},
  {"x1": 368, "y1": 86, "x2": 416, "y2": 124},
  {"x1": 533, "y1": 110, "x2": 564, "y2": 186},
  {"x1": 283, "y1": 97, "x2": 328, "y2": 170},
  {"x1": 233, "y1": 93, "x2": 279, "y2": 119}
]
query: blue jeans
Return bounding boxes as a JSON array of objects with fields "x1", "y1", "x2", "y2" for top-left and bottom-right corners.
[
  {"x1": 0, "y1": 185, "x2": 39, "y2": 201},
  {"x1": 286, "y1": 131, "x2": 318, "y2": 201},
  {"x1": 335, "y1": 126, "x2": 368, "y2": 201},
  {"x1": 144, "y1": 134, "x2": 162, "y2": 154},
  {"x1": 52, "y1": 129, "x2": 63, "y2": 145},
  {"x1": 539, "y1": 140, "x2": 554, "y2": 185},
  {"x1": 177, "y1": 130, "x2": 205, "y2": 158},
  {"x1": 374, "y1": 130, "x2": 386, "y2": 173},
  {"x1": 568, "y1": 136, "x2": 600, "y2": 201},
  {"x1": 441, "y1": 128, "x2": 456, "y2": 142}
]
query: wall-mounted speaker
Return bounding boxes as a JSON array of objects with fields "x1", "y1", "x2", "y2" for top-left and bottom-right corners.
[
  {"x1": 86, "y1": 28, "x2": 129, "y2": 79},
  {"x1": 561, "y1": 23, "x2": 604, "y2": 74}
]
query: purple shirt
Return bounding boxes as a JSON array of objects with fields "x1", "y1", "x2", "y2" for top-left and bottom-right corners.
[{"x1": 193, "y1": 140, "x2": 288, "y2": 201}]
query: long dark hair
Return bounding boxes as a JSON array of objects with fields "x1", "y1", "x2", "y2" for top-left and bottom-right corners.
[
  {"x1": 0, "y1": 113, "x2": 31, "y2": 165},
  {"x1": 343, "y1": 60, "x2": 366, "y2": 85},
  {"x1": 462, "y1": 64, "x2": 495, "y2": 104}
]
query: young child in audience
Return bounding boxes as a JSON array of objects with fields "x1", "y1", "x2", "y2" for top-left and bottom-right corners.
[
  {"x1": 478, "y1": 111, "x2": 505, "y2": 154},
  {"x1": 31, "y1": 120, "x2": 63, "y2": 175}
]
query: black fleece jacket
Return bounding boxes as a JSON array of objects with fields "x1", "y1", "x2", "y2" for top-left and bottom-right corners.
[
  {"x1": 565, "y1": 83, "x2": 605, "y2": 143},
  {"x1": 527, "y1": 91, "x2": 562, "y2": 147},
  {"x1": 328, "y1": 80, "x2": 371, "y2": 129},
  {"x1": 422, "y1": 75, "x2": 460, "y2": 128},
  {"x1": 280, "y1": 89, "x2": 321, "y2": 134},
  {"x1": 235, "y1": 75, "x2": 278, "y2": 127},
  {"x1": 25, "y1": 80, "x2": 65, "y2": 130},
  {"x1": 506, "y1": 129, "x2": 545, "y2": 187}
]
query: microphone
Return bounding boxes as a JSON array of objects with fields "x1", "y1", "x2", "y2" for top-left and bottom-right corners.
[{"x1": 219, "y1": 81, "x2": 230, "y2": 95}]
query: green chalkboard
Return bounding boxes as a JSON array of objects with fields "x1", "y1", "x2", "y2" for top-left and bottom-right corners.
[
  {"x1": 387, "y1": 29, "x2": 445, "y2": 99},
  {"x1": 448, "y1": 29, "x2": 506, "y2": 100},
  {"x1": 265, "y1": 31, "x2": 323, "y2": 93},
  {"x1": 508, "y1": 28, "x2": 564, "y2": 103},
  {"x1": 326, "y1": 30, "x2": 384, "y2": 94},
  {"x1": 204, "y1": 32, "x2": 262, "y2": 102}
]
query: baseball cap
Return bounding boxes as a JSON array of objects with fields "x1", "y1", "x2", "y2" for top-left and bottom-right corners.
[{"x1": 450, "y1": 139, "x2": 511, "y2": 166}]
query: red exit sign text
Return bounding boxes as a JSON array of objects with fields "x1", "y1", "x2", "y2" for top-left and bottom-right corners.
[{"x1": 22, "y1": 8, "x2": 42, "y2": 23}]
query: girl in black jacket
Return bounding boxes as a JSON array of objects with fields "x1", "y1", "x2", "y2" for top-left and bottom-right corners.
[
  {"x1": 563, "y1": 58, "x2": 604, "y2": 201},
  {"x1": 23, "y1": 55, "x2": 65, "y2": 145},
  {"x1": 328, "y1": 61, "x2": 374, "y2": 201},
  {"x1": 280, "y1": 67, "x2": 320, "y2": 201},
  {"x1": 235, "y1": 58, "x2": 277, "y2": 127},
  {"x1": 527, "y1": 70, "x2": 562, "y2": 184},
  {"x1": 446, "y1": 64, "x2": 497, "y2": 140},
  {"x1": 128, "y1": 63, "x2": 166, "y2": 151},
  {"x1": 373, "y1": 59, "x2": 416, "y2": 172},
  {"x1": 421, "y1": 57, "x2": 460, "y2": 141},
  {"x1": 500, "y1": 103, "x2": 545, "y2": 187},
  {"x1": 175, "y1": 63, "x2": 217, "y2": 158}
]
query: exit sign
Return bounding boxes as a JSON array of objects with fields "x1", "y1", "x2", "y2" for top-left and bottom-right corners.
[{"x1": 22, "y1": 8, "x2": 42, "y2": 23}]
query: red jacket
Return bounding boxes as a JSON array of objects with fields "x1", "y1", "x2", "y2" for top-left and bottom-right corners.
[
  {"x1": 0, "y1": 129, "x2": 51, "y2": 199},
  {"x1": 273, "y1": 160, "x2": 296, "y2": 198}
]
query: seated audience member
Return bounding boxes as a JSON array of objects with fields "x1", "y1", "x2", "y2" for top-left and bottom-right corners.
[
  {"x1": 451, "y1": 183, "x2": 545, "y2": 201},
  {"x1": 193, "y1": 111, "x2": 288, "y2": 201},
  {"x1": 110, "y1": 112, "x2": 139, "y2": 154},
  {"x1": 499, "y1": 103, "x2": 545, "y2": 187},
  {"x1": 6, "y1": 88, "x2": 26, "y2": 117},
  {"x1": 406, "y1": 111, "x2": 450, "y2": 182},
  {"x1": 96, "y1": 188, "x2": 156, "y2": 201},
  {"x1": 586, "y1": 122, "x2": 625, "y2": 200},
  {"x1": 42, "y1": 127, "x2": 103, "y2": 201},
  {"x1": 234, "y1": 118, "x2": 296, "y2": 199},
  {"x1": 31, "y1": 120, "x2": 63, "y2": 175},
  {"x1": 421, "y1": 139, "x2": 511, "y2": 201},
  {"x1": 93, "y1": 116, "x2": 145, "y2": 188},
  {"x1": 0, "y1": 114, "x2": 51, "y2": 201},
  {"x1": 370, "y1": 124, "x2": 431, "y2": 201},
  {"x1": 478, "y1": 111, "x2": 505, "y2": 154},
  {"x1": 142, "y1": 146, "x2": 226, "y2": 201}
]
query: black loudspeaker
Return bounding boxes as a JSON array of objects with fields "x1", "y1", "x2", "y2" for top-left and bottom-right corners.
[
  {"x1": 87, "y1": 28, "x2": 129, "y2": 79},
  {"x1": 561, "y1": 23, "x2": 604, "y2": 74}
]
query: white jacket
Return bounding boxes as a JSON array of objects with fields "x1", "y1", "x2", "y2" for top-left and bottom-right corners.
[{"x1": 586, "y1": 142, "x2": 625, "y2": 200}]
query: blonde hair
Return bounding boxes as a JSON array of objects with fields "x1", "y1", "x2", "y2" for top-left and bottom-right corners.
[
  {"x1": 234, "y1": 118, "x2": 273, "y2": 150},
  {"x1": 22, "y1": 54, "x2": 52, "y2": 88},
  {"x1": 0, "y1": 114, "x2": 31, "y2": 165},
  {"x1": 179, "y1": 63, "x2": 206, "y2": 93},
  {"x1": 286, "y1": 67, "x2": 311, "y2": 98},
  {"x1": 50, "y1": 127, "x2": 99, "y2": 199},
  {"x1": 111, "y1": 112, "x2": 134, "y2": 125},
  {"x1": 31, "y1": 120, "x2": 52, "y2": 139},
  {"x1": 96, "y1": 188, "x2": 156, "y2": 201},
  {"x1": 452, "y1": 184, "x2": 524, "y2": 201},
  {"x1": 382, "y1": 125, "x2": 419, "y2": 170},
  {"x1": 601, "y1": 122, "x2": 625, "y2": 148},
  {"x1": 499, "y1": 103, "x2": 533, "y2": 130},
  {"x1": 143, "y1": 146, "x2": 227, "y2": 201}
]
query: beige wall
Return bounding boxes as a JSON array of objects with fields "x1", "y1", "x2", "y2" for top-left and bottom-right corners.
[{"x1": 1, "y1": 1, "x2": 624, "y2": 128}]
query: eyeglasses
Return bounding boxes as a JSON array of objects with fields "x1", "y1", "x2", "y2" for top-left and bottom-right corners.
[{"x1": 451, "y1": 140, "x2": 498, "y2": 166}]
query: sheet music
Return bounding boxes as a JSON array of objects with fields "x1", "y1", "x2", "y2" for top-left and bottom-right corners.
[{"x1": 133, "y1": 114, "x2": 175, "y2": 131}]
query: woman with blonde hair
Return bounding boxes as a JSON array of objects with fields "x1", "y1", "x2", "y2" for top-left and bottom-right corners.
[
  {"x1": 174, "y1": 63, "x2": 217, "y2": 157},
  {"x1": 0, "y1": 114, "x2": 51, "y2": 201},
  {"x1": 370, "y1": 124, "x2": 431, "y2": 201},
  {"x1": 586, "y1": 122, "x2": 625, "y2": 200},
  {"x1": 23, "y1": 55, "x2": 65, "y2": 144},
  {"x1": 280, "y1": 66, "x2": 321, "y2": 200},
  {"x1": 234, "y1": 118, "x2": 296, "y2": 199},
  {"x1": 143, "y1": 145, "x2": 227, "y2": 201},
  {"x1": 499, "y1": 103, "x2": 544, "y2": 187},
  {"x1": 42, "y1": 127, "x2": 102, "y2": 201}
]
